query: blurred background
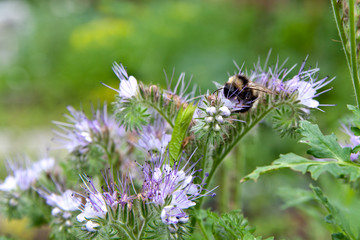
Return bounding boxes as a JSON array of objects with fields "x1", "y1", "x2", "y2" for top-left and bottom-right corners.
[{"x1": 0, "y1": 0, "x2": 356, "y2": 239}]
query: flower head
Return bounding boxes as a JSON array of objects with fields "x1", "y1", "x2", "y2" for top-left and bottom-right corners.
[
  {"x1": 76, "y1": 172, "x2": 133, "y2": 232},
  {"x1": 141, "y1": 151, "x2": 216, "y2": 225},
  {"x1": 38, "y1": 188, "x2": 80, "y2": 219},
  {"x1": 53, "y1": 104, "x2": 124, "y2": 154},
  {"x1": 0, "y1": 157, "x2": 55, "y2": 192},
  {"x1": 102, "y1": 62, "x2": 139, "y2": 100},
  {"x1": 137, "y1": 118, "x2": 171, "y2": 155}
]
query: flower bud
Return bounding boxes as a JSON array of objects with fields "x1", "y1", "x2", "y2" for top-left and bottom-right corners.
[
  {"x1": 205, "y1": 116, "x2": 214, "y2": 123},
  {"x1": 214, "y1": 124, "x2": 221, "y2": 131},
  {"x1": 206, "y1": 107, "x2": 217, "y2": 115},
  {"x1": 215, "y1": 115, "x2": 224, "y2": 123},
  {"x1": 219, "y1": 106, "x2": 231, "y2": 116}
]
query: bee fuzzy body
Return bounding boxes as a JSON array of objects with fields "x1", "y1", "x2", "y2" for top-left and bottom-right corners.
[{"x1": 223, "y1": 74, "x2": 274, "y2": 113}]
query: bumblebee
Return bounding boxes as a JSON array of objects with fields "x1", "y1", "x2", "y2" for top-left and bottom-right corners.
[{"x1": 221, "y1": 74, "x2": 275, "y2": 113}]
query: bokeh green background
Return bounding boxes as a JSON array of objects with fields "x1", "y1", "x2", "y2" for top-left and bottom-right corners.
[{"x1": 0, "y1": 0, "x2": 356, "y2": 239}]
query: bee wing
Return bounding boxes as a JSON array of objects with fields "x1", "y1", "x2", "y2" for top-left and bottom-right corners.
[{"x1": 247, "y1": 82, "x2": 276, "y2": 94}]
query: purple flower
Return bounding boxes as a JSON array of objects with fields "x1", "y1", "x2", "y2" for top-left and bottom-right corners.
[
  {"x1": 53, "y1": 104, "x2": 124, "y2": 154},
  {"x1": 137, "y1": 119, "x2": 171, "y2": 155},
  {"x1": 76, "y1": 173, "x2": 133, "y2": 232},
  {"x1": 0, "y1": 157, "x2": 55, "y2": 192},
  {"x1": 141, "y1": 152, "x2": 216, "y2": 225}
]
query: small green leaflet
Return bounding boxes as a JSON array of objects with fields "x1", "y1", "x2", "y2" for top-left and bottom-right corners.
[
  {"x1": 242, "y1": 121, "x2": 360, "y2": 182},
  {"x1": 168, "y1": 103, "x2": 197, "y2": 165},
  {"x1": 298, "y1": 121, "x2": 351, "y2": 162}
]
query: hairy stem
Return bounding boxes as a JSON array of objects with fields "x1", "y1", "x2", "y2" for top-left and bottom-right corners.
[
  {"x1": 110, "y1": 222, "x2": 136, "y2": 240},
  {"x1": 348, "y1": 0, "x2": 360, "y2": 106},
  {"x1": 331, "y1": 0, "x2": 360, "y2": 106},
  {"x1": 199, "y1": 218, "x2": 210, "y2": 240},
  {"x1": 198, "y1": 103, "x2": 282, "y2": 209},
  {"x1": 140, "y1": 100, "x2": 175, "y2": 128}
]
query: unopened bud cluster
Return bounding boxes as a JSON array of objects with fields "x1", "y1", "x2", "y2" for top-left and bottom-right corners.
[{"x1": 204, "y1": 106, "x2": 231, "y2": 131}]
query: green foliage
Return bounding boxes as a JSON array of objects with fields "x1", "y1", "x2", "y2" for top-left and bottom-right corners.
[
  {"x1": 113, "y1": 96, "x2": 150, "y2": 132},
  {"x1": 168, "y1": 103, "x2": 197, "y2": 163},
  {"x1": 298, "y1": 121, "x2": 351, "y2": 162},
  {"x1": 242, "y1": 121, "x2": 360, "y2": 182},
  {"x1": 205, "y1": 210, "x2": 274, "y2": 240},
  {"x1": 311, "y1": 185, "x2": 356, "y2": 240}
]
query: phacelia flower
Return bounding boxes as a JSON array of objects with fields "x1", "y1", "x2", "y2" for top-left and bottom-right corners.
[
  {"x1": 141, "y1": 152, "x2": 216, "y2": 225},
  {"x1": 102, "y1": 62, "x2": 139, "y2": 100},
  {"x1": 0, "y1": 157, "x2": 55, "y2": 192},
  {"x1": 76, "y1": 173, "x2": 133, "y2": 232},
  {"x1": 53, "y1": 104, "x2": 124, "y2": 154},
  {"x1": 137, "y1": 119, "x2": 171, "y2": 155},
  {"x1": 38, "y1": 189, "x2": 80, "y2": 219}
]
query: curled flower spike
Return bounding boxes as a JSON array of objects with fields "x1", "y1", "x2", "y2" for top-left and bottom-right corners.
[
  {"x1": 141, "y1": 151, "x2": 216, "y2": 225},
  {"x1": 53, "y1": 104, "x2": 124, "y2": 154}
]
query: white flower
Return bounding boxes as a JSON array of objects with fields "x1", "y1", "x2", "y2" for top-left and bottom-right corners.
[
  {"x1": 286, "y1": 76, "x2": 319, "y2": 108},
  {"x1": 161, "y1": 205, "x2": 189, "y2": 225},
  {"x1": 44, "y1": 190, "x2": 80, "y2": 212},
  {"x1": 119, "y1": 76, "x2": 138, "y2": 99},
  {"x1": 0, "y1": 176, "x2": 17, "y2": 192},
  {"x1": 85, "y1": 221, "x2": 100, "y2": 232}
]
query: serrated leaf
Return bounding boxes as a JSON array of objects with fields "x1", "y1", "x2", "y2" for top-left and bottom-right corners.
[
  {"x1": 311, "y1": 185, "x2": 355, "y2": 240},
  {"x1": 168, "y1": 103, "x2": 197, "y2": 164},
  {"x1": 298, "y1": 121, "x2": 351, "y2": 162},
  {"x1": 241, "y1": 153, "x2": 360, "y2": 182}
]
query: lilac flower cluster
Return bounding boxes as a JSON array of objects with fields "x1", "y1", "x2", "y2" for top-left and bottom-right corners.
[
  {"x1": 249, "y1": 57, "x2": 333, "y2": 112},
  {"x1": 53, "y1": 104, "x2": 125, "y2": 154},
  {"x1": 0, "y1": 157, "x2": 55, "y2": 192},
  {"x1": 137, "y1": 120, "x2": 171, "y2": 155},
  {"x1": 38, "y1": 188, "x2": 80, "y2": 224},
  {"x1": 142, "y1": 152, "x2": 215, "y2": 225}
]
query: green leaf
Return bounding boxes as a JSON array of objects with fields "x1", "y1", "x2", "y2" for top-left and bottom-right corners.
[
  {"x1": 207, "y1": 210, "x2": 273, "y2": 240},
  {"x1": 168, "y1": 103, "x2": 197, "y2": 164},
  {"x1": 241, "y1": 153, "x2": 360, "y2": 182},
  {"x1": 311, "y1": 185, "x2": 355, "y2": 240},
  {"x1": 113, "y1": 97, "x2": 150, "y2": 131},
  {"x1": 298, "y1": 121, "x2": 351, "y2": 162}
]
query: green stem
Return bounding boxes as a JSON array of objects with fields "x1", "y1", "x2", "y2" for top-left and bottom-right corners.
[
  {"x1": 331, "y1": 0, "x2": 360, "y2": 106},
  {"x1": 348, "y1": 0, "x2": 360, "y2": 106},
  {"x1": 198, "y1": 104, "x2": 279, "y2": 209},
  {"x1": 141, "y1": 100, "x2": 174, "y2": 128},
  {"x1": 201, "y1": 133, "x2": 211, "y2": 180},
  {"x1": 137, "y1": 218, "x2": 147, "y2": 240},
  {"x1": 198, "y1": 219, "x2": 210, "y2": 240},
  {"x1": 331, "y1": 0, "x2": 351, "y2": 67},
  {"x1": 110, "y1": 222, "x2": 137, "y2": 240}
]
